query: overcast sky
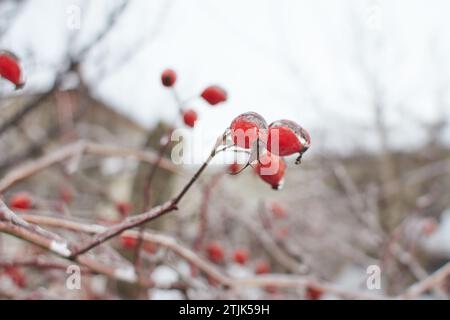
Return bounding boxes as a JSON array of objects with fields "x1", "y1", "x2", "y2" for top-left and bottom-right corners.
[{"x1": 1, "y1": 0, "x2": 450, "y2": 161}]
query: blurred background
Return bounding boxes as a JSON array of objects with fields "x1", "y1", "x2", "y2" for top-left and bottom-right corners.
[{"x1": 0, "y1": 0, "x2": 449, "y2": 300}]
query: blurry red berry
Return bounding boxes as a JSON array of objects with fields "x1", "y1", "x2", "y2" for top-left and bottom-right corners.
[
  {"x1": 9, "y1": 192, "x2": 33, "y2": 211},
  {"x1": 4, "y1": 267, "x2": 26, "y2": 288},
  {"x1": 161, "y1": 69, "x2": 176, "y2": 87},
  {"x1": 305, "y1": 286, "x2": 323, "y2": 300},
  {"x1": 255, "y1": 261, "x2": 270, "y2": 274},
  {"x1": 233, "y1": 248, "x2": 249, "y2": 265},
  {"x1": 182, "y1": 109, "x2": 198, "y2": 128},
  {"x1": 206, "y1": 242, "x2": 225, "y2": 264},
  {"x1": 59, "y1": 186, "x2": 74, "y2": 204},
  {"x1": 120, "y1": 235, "x2": 138, "y2": 249},
  {"x1": 0, "y1": 51, "x2": 24, "y2": 89},
  {"x1": 143, "y1": 241, "x2": 157, "y2": 254},
  {"x1": 254, "y1": 153, "x2": 286, "y2": 190},
  {"x1": 270, "y1": 202, "x2": 287, "y2": 219},
  {"x1": 267, "y1": 120, "x2": 311, "y2": 164},
  {"x1": 265, "y1": 285, "x2": 278, "y2": 294},
  {"x1": 201, "y1": 86, "x2": 227, "y2": 105},
  {"x1": 228, "y1": 163, "x2": 242, "y2": 174},
  {"x1": 116, "y1": 201, "x2": 132, "y2": 218},
  {"x1": 230, "y1": 112, "x2": 267, "y2": 149}
]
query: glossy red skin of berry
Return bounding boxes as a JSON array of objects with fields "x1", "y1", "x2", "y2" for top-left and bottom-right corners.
[
  {"x1": 201, "y1": 86, "x2": 227, "y2": 105},
  {"x1": 255, "y1": 261, "x2": 270, "y2": 274},
  {"x1": 0, "y1": 52, "x2": 23, "y2": 88},
  {"x1": 270, "y1": 202, "x2": 287, "y2": 219},
  {"x1": 161, "y1": 69, "x2": 176, "y2": 87},
  {"x1": 254, "y1": 153, "x2": 286, "y2": 190},
  {"x1": 206, "y1": 242, "x2": 225, "y2": 264},
  {"x1": 116, "y1": 201, "x2": 132, "y2": 217},
  {"x1": 183, "y1": 109, "x2": 198, "y2": 128},
  {"x1": 120, "y1": 235, "x2": 138, "y2": 249},
  {"x1": 305, "y1": 286, "x2": 323, "y2": 300},
  {"x1": 9, "y1": 192, "x2": 33, "y2": 210},
  {"x1": 267, "y1": 126, "x2": 303, "y2": 156},
  {"x1": 233, "y1": 248, "x2": 249, "y2": 265},
  {"x1": 231, "y1": 119, "x2": 259, "y2": 149}
]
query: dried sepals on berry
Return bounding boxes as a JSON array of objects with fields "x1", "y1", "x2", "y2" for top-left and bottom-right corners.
[
  {"x1": 0, "y1": 51, "x2": 24, "y2": 89},
  {"x1": 201, "y1": 86, "x2": 227, "y2": 105},
  {"x1": 267, "y1": 119, "x2": 311, "y2": 164},
  {"x1": 254, "y1": 152, "x2": 286, "y2": 190},
  {"x1": 161, "y1": 69, "x2": 177, "y2": 87}
]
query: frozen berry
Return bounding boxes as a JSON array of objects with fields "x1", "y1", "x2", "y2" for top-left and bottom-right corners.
[
  {"x1": 254, "y1": 153, "x2": 286, "y2": 190},
  {"x1": 230, "y1": 112, "x2": 267, "y2": 149},
  {"x1": 267, "y1": 120, "x2": 311, "y2": 164}
]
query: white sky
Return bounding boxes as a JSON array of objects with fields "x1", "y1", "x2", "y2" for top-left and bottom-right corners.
[{"x1": 1, "y1": 0, "x2": 450, "y2": 162}]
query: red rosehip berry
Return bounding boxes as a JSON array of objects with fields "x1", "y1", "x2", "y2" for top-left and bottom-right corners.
[
  {"x1": 59, "y1": 185, "x2": 74, "y2": 204},
  {"x1": 255, "y1": 260, "x2": 270, "y2": 274},
  {"x1": 206, "y1": 242, "x2": 225, "y2": 264},
  {"x1": 116, "y1": 201, "x2": 132, "y2": 218},
  {"x1": 0, "y1": 51, "x2": 24, "y2": 89},
  {"x1": 270, "y1": 202, "x2": 287, "y2": 219},
  {"x1": 161, "y1": 69, "x2": 176, "y2": 87},
  {"x1": 230, "y1": 112, "x2": 267, "y2": 149},
  {"x1": 254, "y1": 153, "x2": 286, "y2": 190},
  {"x1": 267, "y1": 120, "x2": 311, "y2": 164},
  {"x1": 228, "y1": 163, "x2": 242, "y2": 175},
  {"x1": 143, "y1": 241, "x2": 157, "y2": 254},
  {"x1": 201, "y1": 86, "x2": 227, "y2": 105},
  {"x1": 233, "y1": 248, "x2": 249, "y2": 265},
  {"x1": 120, "y1": 235, "x2": 138, "y2": 249},
  {"x1": 265, "y1": 285, "x2": 278, "y2": 294},
  {"x1": 182, "y1": 109, "x2": 198, "y2": 128},
  {"x1": 305, "y1": 286, "x2": 323, "y2": 300},
  {"x1": 9, "y1": 192, "x2": 33, "y2": 211}
]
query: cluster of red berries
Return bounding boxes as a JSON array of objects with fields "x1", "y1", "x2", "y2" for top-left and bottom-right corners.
[
  {"x1": 0, "y1": 50, "x2": 24, "y2": 89},
  {"x1": 161, "y1": 69, "x2": 227, "y2": 128},
  {"x1": 228, "y1": 112, "x2": 311, "y2": 189}
]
